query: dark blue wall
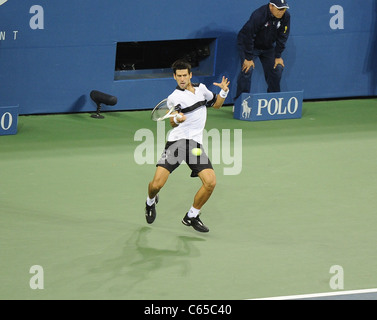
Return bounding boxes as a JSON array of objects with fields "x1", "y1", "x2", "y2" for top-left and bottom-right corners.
[{"x1": 0, "y1": 0, "x2": 376, "y2": 115}]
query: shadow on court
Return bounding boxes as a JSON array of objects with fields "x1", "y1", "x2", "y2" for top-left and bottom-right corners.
[{"x1": 84, "y1": 227, "x2": 206, "y2": 296}]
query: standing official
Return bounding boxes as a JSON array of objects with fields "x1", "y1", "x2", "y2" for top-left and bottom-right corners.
[{"x1": 235, "y1": 0, "x2": 290, "y2": 99}]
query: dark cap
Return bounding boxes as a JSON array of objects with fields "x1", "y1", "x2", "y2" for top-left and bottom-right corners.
[{"x1": 270, "y1": 0, "x2": 289, "y2": 9}]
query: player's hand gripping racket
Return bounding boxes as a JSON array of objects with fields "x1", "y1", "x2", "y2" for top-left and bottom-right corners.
[{"x1": 151, "y1": 99, "x2": 182, "y2": 121}]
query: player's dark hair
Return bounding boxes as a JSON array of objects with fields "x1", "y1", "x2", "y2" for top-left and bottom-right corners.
[{"x1": 172, "y1": 60, "x2": 192, "y2": 74}]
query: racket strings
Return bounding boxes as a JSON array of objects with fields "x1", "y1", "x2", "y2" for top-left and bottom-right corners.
[
  {"x1": 153, "y1": 107, "x2": 170, "y2": 120},
  {"x1": 151, "y1": 99, "x2": 175, "y2": 121}
]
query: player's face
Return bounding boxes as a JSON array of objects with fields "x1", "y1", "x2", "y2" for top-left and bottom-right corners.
[
  {"x1": 174, "y1": 69, "x2": 192, "y2": 90},
  {"x1": 269, "y1": 4, "x2": 287, "y2": 19}
]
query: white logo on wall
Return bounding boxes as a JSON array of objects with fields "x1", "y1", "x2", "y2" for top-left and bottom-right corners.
[
  {"x1": 241, "y1": 96, "x2": 252, "y2": 119},
  {"x1": 0, "y1": 3, "x2": 44, "y2": 42},
  {"x1": 1, "y1": 112, "x2": 13, "y2": 130},
  {"x1": 330, "y1": 5, "x2": 344, "y2": 30}
]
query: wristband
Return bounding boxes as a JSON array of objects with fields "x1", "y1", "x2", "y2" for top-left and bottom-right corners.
[
  {"x1": 219, "y1": 89, "x2": 228, "y2": 99},
  {"x1": 173, "y1": 114, "x2": 180, "y2": 125}
]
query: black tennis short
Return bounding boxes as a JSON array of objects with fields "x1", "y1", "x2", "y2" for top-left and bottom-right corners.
[{"x1": 156, "y1": 139, "x2": 213, "y2": 177}]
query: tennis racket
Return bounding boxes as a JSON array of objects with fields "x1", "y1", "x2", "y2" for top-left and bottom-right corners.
[{"x1": 151, "y1": 99, "x2": 182, "y2": 121}]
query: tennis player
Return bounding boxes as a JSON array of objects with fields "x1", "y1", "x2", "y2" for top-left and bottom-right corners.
[{"x1": 144, "y1": 60, "x2": 230, "y2": 233}]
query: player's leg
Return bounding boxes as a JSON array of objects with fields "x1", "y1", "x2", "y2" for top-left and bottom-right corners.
[
  {"x1": 148, "y1": 166, "x2": 170, "y2": 199},
  {"x1": 145, "y1": 166, "x2": 170, "y2": 224},
  {"x1": 182, "y1": 168, "x2": 215, "y2": 233},
  {"x1": 193, "y1": 168, "x2": 216, "y2": 210},
  {"x1": 145, "y1": 140, "x2": 183, "y2": 224}
]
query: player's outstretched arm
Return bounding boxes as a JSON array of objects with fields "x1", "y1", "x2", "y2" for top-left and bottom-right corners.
[{"x1": 213, "y1": 76, "x2": 230, "y2": 109}]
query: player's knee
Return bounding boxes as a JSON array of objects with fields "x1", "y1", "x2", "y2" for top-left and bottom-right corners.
[
  {"x1": 204, "y1": 178, "x2": 216, "y2": 193},
  {"x1": 150, "y1": 179, "x2": 165, "y2": 192}
]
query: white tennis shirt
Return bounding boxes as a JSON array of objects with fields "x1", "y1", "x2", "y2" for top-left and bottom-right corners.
[{"x1": 166, "y1": 83, "x2": 216, "y2": 144}]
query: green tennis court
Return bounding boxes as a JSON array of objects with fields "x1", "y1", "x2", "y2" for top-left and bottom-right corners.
[{"x1": 1, "y1": 98, "x2": 377, "y2": 300}]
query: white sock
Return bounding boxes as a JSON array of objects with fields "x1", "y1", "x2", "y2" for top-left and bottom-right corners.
[
  {"x1": 188, "y1": 206, "x2": 200, "y2": 218},
  {"x1": 146, "y1": 196, "x2": 155, "y2": 206}
]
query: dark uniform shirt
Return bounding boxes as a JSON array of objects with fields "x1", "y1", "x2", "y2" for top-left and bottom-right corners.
[{"x1": 237, "y1": 4, "x2": 290, "y2": 61}]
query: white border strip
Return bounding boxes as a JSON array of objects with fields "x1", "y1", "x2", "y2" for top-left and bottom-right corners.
[{"x1": 249, "y1": 288, "x2": 377, "y2": 300}]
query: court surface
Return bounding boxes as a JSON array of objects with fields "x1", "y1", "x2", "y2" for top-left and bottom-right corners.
[{"x1": 1, "y1": 98, "x2": 377, "y2": 300}]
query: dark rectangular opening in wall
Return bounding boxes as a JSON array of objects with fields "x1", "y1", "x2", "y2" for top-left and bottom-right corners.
[{"x1": 114, "y1": 38, "x2": 217, "y2": 80}]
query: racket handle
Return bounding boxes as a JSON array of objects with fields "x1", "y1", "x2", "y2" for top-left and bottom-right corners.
[{"x1": 175, "y1": 113, "x2": 183, "y2": 119}]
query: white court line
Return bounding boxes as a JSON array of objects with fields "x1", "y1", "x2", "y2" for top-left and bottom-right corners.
[{"x1": 249, "y1": 288, "x2": 377, "y2": 300}]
